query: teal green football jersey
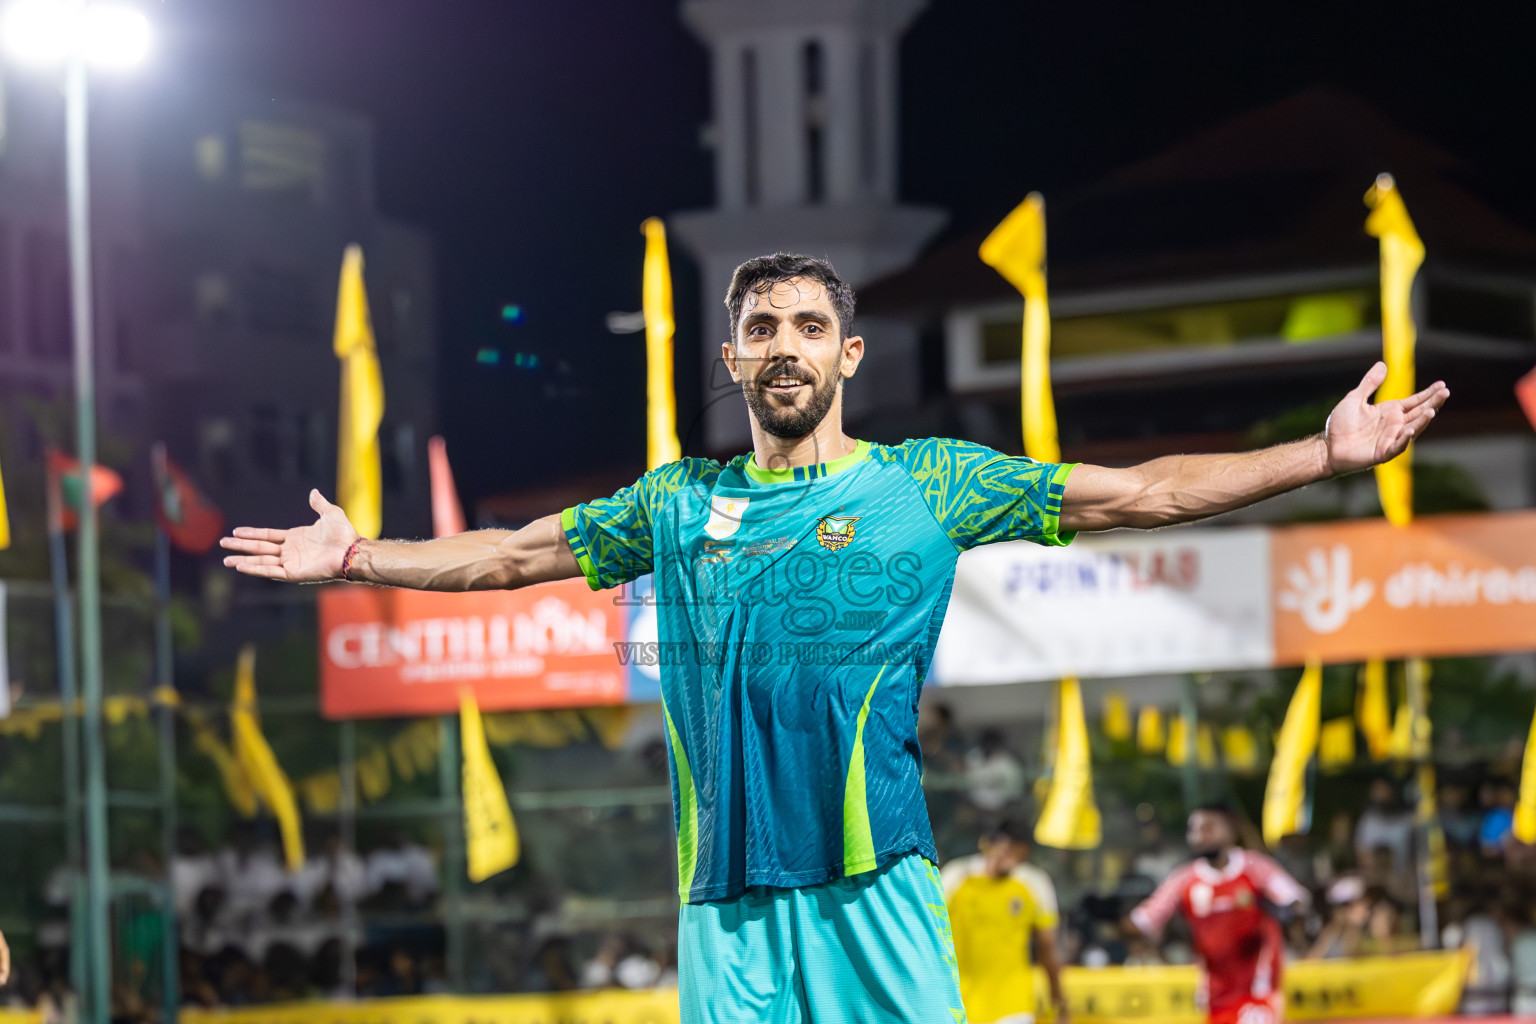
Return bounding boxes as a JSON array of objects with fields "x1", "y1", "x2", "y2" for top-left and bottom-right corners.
[{"x1": 560, "y1": 438, "x2": 1076, "y2": 903}]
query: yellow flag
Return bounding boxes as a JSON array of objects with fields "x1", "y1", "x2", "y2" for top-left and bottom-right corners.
[
  {"x1": 1416, "y1": 764, "x2": 1449, "y2": 896},
  {"x1": 231, "y1": 645, "x2": 305, "y2": 870},
  {"x1": 1196, "y1": 724, "x2": 1217, "y2": 769},
  {"x1": 1035, "y1": 677, "x2": 1101, "y2": 849},
  {"x1": 1364, "y1": 175, "x2": 1424, "y2": 527},
  {"x1": 1319, "y1": 717, "x2": 1357, "y2": 772},
  {"x1": 641, "y1": 218, "x2": 682, "y2": 471},
  {"x1": 1136, "y1": 707, "x2": 1165, "y2": 754},
  {"x1": 1263, "y1": 659, "x2": 1322, "y2": 846},
  {"x1": 187, "y1": 710, "x2": 258, "y2": 818},
  {"x1": 333, "y1": 244, "x2": 385, "y2": 539},
  {"x1": 980, "y1": 193, "x2": 1059, "y2": 462},
  {"x1": 1514, "y1": 704, "x2": 1536, "y2": 845},
  {"x1": 460, "y1": 689, "x2": 519, "y2": 882},
  {"x1": 1166, "y1": 715, "x2": 1192, "y2": 767},
  {"x1": 0, "y1": 450, "x2": 9, "y2": 549},
  {"x1": 1357, "y1": 659, "x2": 1392, "y2": 761},
  {"x1": 1221, "y1": 726, "x2": 1259, "y2": 772},
  {"x1": 1102, "y1": 693, "x2": 1132, "y2": 742}
]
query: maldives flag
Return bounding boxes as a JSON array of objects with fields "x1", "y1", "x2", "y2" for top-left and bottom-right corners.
[
  {"x1": 46, "y1": 448, "x2": 124, "y2": 533},
  {"x1": 152, "y1": 443, "x2": 224, "y2": 553}
]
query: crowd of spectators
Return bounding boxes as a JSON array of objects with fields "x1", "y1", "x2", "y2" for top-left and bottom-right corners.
[
  {"x1": 917, "y1": 711, "x2": 1536, "y2": 1016},
  {"x1": 5, "y1": 703, "x2": 1536, "y2": 1017}
]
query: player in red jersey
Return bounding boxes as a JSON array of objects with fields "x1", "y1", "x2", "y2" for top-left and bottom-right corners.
[{"x1": 1126, "y1": 806, "x2": 1308, "y2": 1024}]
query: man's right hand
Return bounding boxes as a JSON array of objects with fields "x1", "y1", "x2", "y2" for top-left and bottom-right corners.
[{"x1": 220, "y1": 489, "x2": 360, "y2": 583}]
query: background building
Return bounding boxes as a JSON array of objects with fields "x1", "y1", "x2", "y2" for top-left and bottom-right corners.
[{"x1": 0, "y1": 72, "x2": 437, "y2": 544}]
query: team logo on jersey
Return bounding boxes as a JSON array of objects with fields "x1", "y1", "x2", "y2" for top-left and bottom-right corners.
[
  {"x1": 1009, "y1": 897, "x2": 1024, "y2": 917},
  {"x1": 815, "y1": 515, "x2": 861, "y2": 552},
  {"x1": 705, "y1": 496, "x2": 749, "y2": 540}
]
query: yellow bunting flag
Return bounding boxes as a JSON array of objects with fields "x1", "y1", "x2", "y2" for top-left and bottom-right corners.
[
  {"x1": 1221, "y1": 726, "x2": 1259, "y2": 772},
  {"x1": 1196, "y1": 724, "x2": 1218, "y2": 769},
  {"x1": 187, "y1": 709, "x2": 258, "y2": 818},
  {"x1": 1035, "y1": 677, "x2": 1101, "y2": 849},
  {"x1": 1137, "y1": 707, "x2": 1166, "y2": 754},
  {"x1": 461, "y1": 689, "x2": 519, "y2": 881},
  {"x1": 1357, "y1": 659, "x2": 1393, "y2": 761},
  {"x1": 1103, "y1": 693, "x2": 1132, "y2": 742},
  {"x1": 641, "y1": 218, "x2": 682, "y2": 471},
  {"x1": 1166, "y1": 715, "x2": 1192, "y2": 767},
  {"x1": 1416, "y1": 764, "x2": 1450, "y2": 896},
  {"x1": 333, "y1": 244, "x2": 384, "y2": 539},
  {"x1": 1319, "y1": 717, "x2": 1357, "y2": 772},
  {"x1": 980, "y1": 193, "x2": 1059, "y2": 462},
  {"x1": 1514, "y1": 704, "x2": 1536, "y2": 845},
  {"x1": 230, "y1": 646, "x2": 304, "y2": 870},
  {"x1": 1364, "y1": 174, "x2": 1424, "y2": 527},
  {"x1": 0, "y1": 449, "x2": 9, "y2": 549},
  {"x1": 1263, "y1": 659, "x2": 1322, "y2": 846}
]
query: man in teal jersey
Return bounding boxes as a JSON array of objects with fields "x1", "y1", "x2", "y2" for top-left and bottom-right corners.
[{"x1": 224, "y1": 253, "x2": 1448, "y2": 1022}]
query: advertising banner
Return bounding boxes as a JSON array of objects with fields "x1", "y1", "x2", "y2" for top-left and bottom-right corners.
[
  {"x1": 932, "y1": 528, "x2": 1273, "y2": 684},
  {"x1": 315, "y1": 511, "x2": 1536, "y2": 714},
  {"x1": 1271, "y1": 510, "x2": 1536, "y2": 665},
  {"x1": 318, "y1": 579, "x2": 628, "y2": 719},
  {"x1": 176, "y1": 951, "x2": 1467, "y2": 1024},
  {"x1": 1055, "y1": 948, "x2": 1469, "y2": 1023}
]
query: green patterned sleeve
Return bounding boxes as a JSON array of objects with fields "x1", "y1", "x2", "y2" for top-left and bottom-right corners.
[
  {"x1": 894, "y1": 437, "x2": 1078, "y2": 551},
  {"x1": 560, "y1": 460, "x2": 708, "y2": 591}
]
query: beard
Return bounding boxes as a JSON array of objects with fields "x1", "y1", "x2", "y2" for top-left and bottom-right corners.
[
  {"x1": 1192, "y1": 846, "x2": 1225, "y2": 864},
  {"x1": 741, "y1": 359, "x2": 840, "y2": 440}
]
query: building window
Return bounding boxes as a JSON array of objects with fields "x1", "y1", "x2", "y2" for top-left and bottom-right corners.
[
  {"x1": 948, "y1": 288, "x2": 1382, "y2": 392},
  {"x1": 194, "y1": 135, "x2": 226, "y2": 182},
  {"x1": 249, "y1": 405, "x2": 283, "y2": 477},
  {"x1": 199, "y1": 417, "x2": 236, "y2": 488},
  {"x1": 803, "y1": 41, "x2": 825, "y2": 204},
  {"x1": 246, "y1": 264, "x2": 317, "y2": 337},
  {"x1": 858, "y1": 43, "x2": 877, "y2": 186},
  {"x1": 25, "y1": 229, "x2": 70, "y2": 360},
  {"x1": 194, "y1": 271, "x2": 232, "y2": 325},
  {"x1": 296, "y1": 410, "x2": 327, "y2": 482},
  {"x1": 1426, "y1": 282, "x2": 1535, "y2": 340},
  {"x1": 239, "y1": 121, "x2": 326, "y2": 205},
  {"x1": 741, "y1": 48, "x2": 759, "y2": 206},
  {"x1": 381, "y1": 420, "x2": 414, "y2": 494}
]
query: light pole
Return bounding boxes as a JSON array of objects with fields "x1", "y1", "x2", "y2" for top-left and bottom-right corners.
[{"x1": 0, "y1": 4, "x2": 150, "y2": 1023}]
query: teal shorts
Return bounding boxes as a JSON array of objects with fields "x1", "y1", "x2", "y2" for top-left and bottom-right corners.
[{"x1": 678, "y1": 853, "x2": 967, "y2": 1023}]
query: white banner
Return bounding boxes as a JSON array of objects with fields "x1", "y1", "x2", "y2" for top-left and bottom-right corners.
[{"x1": 933, "y1": 529, "x2": 1273, "y2": 684}]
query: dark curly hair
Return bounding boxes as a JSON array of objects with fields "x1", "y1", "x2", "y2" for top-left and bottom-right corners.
[{"x1": 724, "y1": 253, "x2": 856, "y2": 343}]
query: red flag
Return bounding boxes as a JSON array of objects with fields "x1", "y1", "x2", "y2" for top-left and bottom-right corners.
[
  {"x1": 46, "y1": 448, "x2": 123, "y2": 533},
  {"x1": 1518, "y1": 365, "x2": 1536, "y2": 432},
  {"x1": 152, "y1": 443, "x2": 224, "y2": 553},
  {"x1": 428, "y1": 435, "x2": 467, "y2": 538}
]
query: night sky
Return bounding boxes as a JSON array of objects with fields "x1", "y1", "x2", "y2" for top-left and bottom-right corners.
[{"x1": 154, "y1": 1, "x2": 1536, "y2": 507}]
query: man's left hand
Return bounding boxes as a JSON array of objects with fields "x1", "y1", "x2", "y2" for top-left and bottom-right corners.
[{"x1": 1324, "y1": 361, "x2": 1449, "y2": 475}]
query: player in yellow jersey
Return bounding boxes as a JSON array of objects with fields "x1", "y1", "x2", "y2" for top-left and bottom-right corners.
[{"x1": 943, "y1": 820, "x2": 1067, "y2": 1024}]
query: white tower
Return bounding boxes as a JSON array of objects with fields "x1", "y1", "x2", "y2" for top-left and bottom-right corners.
[{"x1": 671, "y1": 0, "x2": 946, "y2": 451}]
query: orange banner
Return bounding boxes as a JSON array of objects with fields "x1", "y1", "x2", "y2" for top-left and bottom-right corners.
[
  {"x1": 1273, "y1": 510, "x2": 1536, "y2": 665},
  {"x1": 319, "y1": 580, "x2": 627, "y2": 719}
]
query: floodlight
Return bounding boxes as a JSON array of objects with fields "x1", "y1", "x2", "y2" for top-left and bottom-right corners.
[
  {"x1": 80, "y1": 3, "x2": 148, "y2": 68},
  {"x1": 0, "y1": 0, "x2": 74, "y2": 65},
  {"x1": 0, "y1": 0, "x2": 150, "y2": 68}
]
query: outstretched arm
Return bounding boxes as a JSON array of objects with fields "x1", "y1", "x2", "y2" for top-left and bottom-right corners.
[
  {"x1": 220, "y1": 489, "x2": 582, "y2": 591},
  {"x1": 1061, "y1": 362, "x2": 1449, "y2": 532}
]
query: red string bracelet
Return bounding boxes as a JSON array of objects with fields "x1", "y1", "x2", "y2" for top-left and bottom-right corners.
[{"x1": 339, "y1": 538, "x2": 363, "y2": 582}]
